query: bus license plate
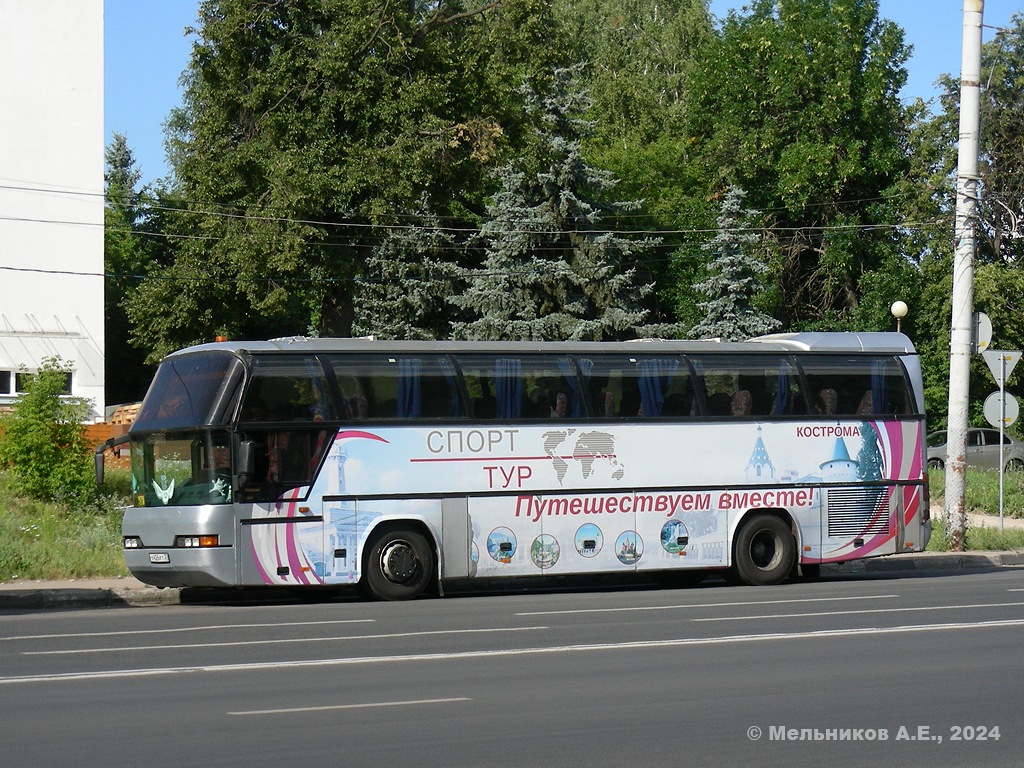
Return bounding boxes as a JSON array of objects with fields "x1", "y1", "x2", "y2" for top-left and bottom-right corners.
[{"x1": 150, "y1": 552, "x2": 170, "y2": 564}]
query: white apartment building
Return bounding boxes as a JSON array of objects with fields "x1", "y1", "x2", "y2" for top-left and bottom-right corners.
[{"x1": 0, "y1": 0, "x2": 105, "y2": 418}]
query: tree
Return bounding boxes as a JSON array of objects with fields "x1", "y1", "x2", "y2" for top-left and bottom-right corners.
[
  {"x1": 554, "y1": 0, "x2": 712, "y2": 209},
  {"x1": 689, "y1": 186, "x2": 779, "y2": 340},
  {"x1": 979, "y1": 13, "x2": 1024, "y2": 265},
  {"x1": 899, "y1": 15, "x2": 1024, "y2": 428},
  {"x1": 352, "y1": 195, "x2": 471, "y2": 339},
  {"x1": 0, "y1": 358, "x2": 94, "y2": 505},
  {"x1": 685, "y1": 0, "x2": 911, "y2": 330},
  {"x1": 555, "y1": 0, "x2": 714, "y2": 315},
  {"x1": 451, "y1": 68, "x2": 673, "y2": 341},
  {"x1": 104, "y1": 134, "x2": 157, "y2": 401},
  {"x1": 128, "y1": 0, "x2": 565, "y2": 359}
]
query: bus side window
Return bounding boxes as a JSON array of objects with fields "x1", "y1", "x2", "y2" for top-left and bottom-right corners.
[
  {"x1": 799, "y1": 355, "x2": 916, "y2": 418},
  {"x1": 690, "y1": 354, "x2": 804, "y2": 419},
  {"x1": 456, "y1": 355, "x2": 581, "y2": 420}
]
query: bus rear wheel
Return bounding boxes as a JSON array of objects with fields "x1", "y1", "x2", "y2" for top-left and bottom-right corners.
[
  {"x1": 733, "y1": 514, "x2": 796, "y2": 586},
  {"x1": 363, "y1": 527, "x2": 435, "y2": 601}
]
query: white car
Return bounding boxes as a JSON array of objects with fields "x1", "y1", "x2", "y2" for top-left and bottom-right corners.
[{"x1": 927, "y1": 428, "x2": 1024, "y2": 472}]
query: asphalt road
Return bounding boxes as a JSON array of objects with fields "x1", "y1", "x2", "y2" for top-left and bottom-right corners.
[{"x1": 2, "y1": 569, "x2": 1023, "y2": 767}]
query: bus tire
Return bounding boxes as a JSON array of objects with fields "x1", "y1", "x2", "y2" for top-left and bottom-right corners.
[
  {"x1": 733, "y1": 513, "x2": 796, "y2": 586},
  {"x1": 363, "y1": 526, "x2": 435, "y2": 601}
]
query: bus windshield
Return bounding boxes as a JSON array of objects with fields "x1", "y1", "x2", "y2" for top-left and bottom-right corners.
[
  {"x1": 131, "y1": 430, "x2": 233, "y2": 507},
  {"x1": 133, "y1": 351, "x2": 244, "y2": 431}
]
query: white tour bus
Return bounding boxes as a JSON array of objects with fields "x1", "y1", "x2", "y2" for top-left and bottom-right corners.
[{"x1": 102, "y1": 333, "x2": 930, "y2": 599}]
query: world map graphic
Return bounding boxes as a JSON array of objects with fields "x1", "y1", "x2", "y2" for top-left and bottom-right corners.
[{"x1": 542, "y1": 429, "x2": 625, "y2": 485}]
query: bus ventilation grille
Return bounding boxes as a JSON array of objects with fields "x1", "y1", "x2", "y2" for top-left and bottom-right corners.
[{"x1": 826, "y1": 487, "x2": 889, "y2": 538}]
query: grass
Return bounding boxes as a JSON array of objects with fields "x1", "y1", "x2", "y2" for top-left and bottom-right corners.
[
  {"x1": 3, "y1": 465, "x2": 1024, "y2": 583},
  {"x1": 0, "y1": 469, "x2": 132, "y2": 582},
  {"x1": 927, "y1": 467, "x2": 1024, "y2": 552}
]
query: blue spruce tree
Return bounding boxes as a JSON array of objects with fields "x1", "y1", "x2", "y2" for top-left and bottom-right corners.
[
  {"x1": 690, "y1": 186, "x2": 779, "y2": 341},
  {"x1": 353, "y1": 195, "x2": 468, "y2": 339},
  {"x1": 451, "y1": 67, "x2": 675, "y2": 341}
]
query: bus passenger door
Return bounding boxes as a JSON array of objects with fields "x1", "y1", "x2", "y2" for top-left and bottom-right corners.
[
  {"x1": 321, "y1": 501, "x2": 359, "y2": 585},
  {"x1": 240, "y1": 502, "x2": 326, "y2": 586}
]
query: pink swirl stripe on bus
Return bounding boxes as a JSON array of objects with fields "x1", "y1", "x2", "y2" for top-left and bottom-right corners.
[{"x1": 334, "y1": 430, "x2": 389, "y2": 444}]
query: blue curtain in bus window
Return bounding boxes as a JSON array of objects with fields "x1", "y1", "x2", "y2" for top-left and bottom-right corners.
[
  {"x1": 577, "y1": 358, "x2": 595, "y2": 415},
  {"x1": 440, "y1": 357, "x2": 462, "y2": 418},
  {"x1": 495, "y1": 358, "x2": 522, "y2": 419},
  {"x1": 870, "y1": 360, "x2": 888, "y2": 415},
  {"x1": 397, "y1": 359, "x2": 422, "y2": 418},
  {"x1": 556, "y1": 358, "x2": 582, "y2": 417},
  {"x1": 637, "y1": 358, "x2": 679, "y2": 417},
  {"x1": 773, "y1": 362, "x2": 790, "y2": 416}
]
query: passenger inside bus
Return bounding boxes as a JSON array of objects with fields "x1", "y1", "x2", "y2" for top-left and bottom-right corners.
[{"x1": 816, "y1": 388, "x2": 838, "y2": 416}]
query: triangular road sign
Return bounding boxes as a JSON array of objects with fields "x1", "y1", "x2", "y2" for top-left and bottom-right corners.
[{"x1": 982, "y1": 350, "x2": 1022, "y2": 385}]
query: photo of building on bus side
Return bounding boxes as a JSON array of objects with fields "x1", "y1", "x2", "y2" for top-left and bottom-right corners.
[{"x1": 107, "y1": 332, "x2": 930, "y2": 600}]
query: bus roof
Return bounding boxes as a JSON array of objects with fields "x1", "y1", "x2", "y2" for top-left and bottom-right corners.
[{"x1": 166, "y1": 332, "x2": 917, "y2": 359}]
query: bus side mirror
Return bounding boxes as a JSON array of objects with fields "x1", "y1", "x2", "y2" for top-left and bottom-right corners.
[
  {"x1": 94, "y1": 446, "x2": 106, "y2": 486},
  {"x1": 237, "y1": 440, "x2": 256, "y2": 488},
  {"x1": 94, "y1": 434, "x2": 130, "y2": 485}
]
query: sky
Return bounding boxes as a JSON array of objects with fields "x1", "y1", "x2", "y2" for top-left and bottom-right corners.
[{"x1": 104, "y1": 0, "x2": 1023, "y2": 185}]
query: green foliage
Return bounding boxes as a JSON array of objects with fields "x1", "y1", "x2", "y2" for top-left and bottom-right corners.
[
  {"x1": 557, "y1": 0, "x2": 713, "y2": 234},
  {"x1": 128, "y1": 0, "x2": 566, "y2": 357},
  {"x1": 105, "y1": 134, "x2": 158, "y2": 401},
  {"x1": 926, "y1": 517, "x2": 1024, "y2": 553},
  {"x1": 978, "y1": 13, "x2": 1024, "y2": 264},
  {"x1": 0, "y1": 358, "x2": 95, "y2": 506},
  {"x1": 685, "y1": 0, "x2": 911, "y2": 329},
  {"x1": 98, "y1": 1, "x2": 1024, "y2": 452},
  {"x1": 928, "y1": 468, "x2": 1024, "y2": 551},
  {"x1": 0, "y1": 471, "x2": 128, "y2": 581}
]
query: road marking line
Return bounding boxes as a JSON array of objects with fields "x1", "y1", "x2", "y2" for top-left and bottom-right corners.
[
  {"x1": 228, "y1": 697, "x2": 472, "y2": 716},
  {"x1": 22, "y1": 626, "x2": 547, "y2": 656},
  {"x1": 515, "y1": 594, "x2": 899, "y2": 616},
  {"x1": 692, "y1": 601, "x2": 1024, "y2": 622},
  {"x1": 4, "y1": 618, "x2": 1023, "y2": 685},
  {"x1": 1, "y1": 619, "x2": 375, "y2": 643}
]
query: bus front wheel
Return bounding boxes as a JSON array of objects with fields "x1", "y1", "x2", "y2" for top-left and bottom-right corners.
[
  {"x1": 363, "y1": 527, "x2": 435, "y2": 601},
  {"x1": 733, "y1": 514, "x2": 796, "y2": 586}
]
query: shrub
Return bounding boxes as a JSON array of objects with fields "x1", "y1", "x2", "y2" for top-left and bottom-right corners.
[{"x1": 0, "y1": 357, "x2": 95, "y2": 506}]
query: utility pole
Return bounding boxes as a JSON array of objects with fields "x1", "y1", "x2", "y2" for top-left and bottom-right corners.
[{"x1": 944, "y1": 0, "x2": 984, "y2": 551}]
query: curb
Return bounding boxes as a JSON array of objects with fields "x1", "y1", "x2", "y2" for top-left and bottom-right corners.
[
  {"x1": 4, "y1": 551, "x2": 1024, "y2": 610},
  {"x1": 0, "y1": 585, "x2": 181, "y2": 610},
  {"x1": 823, "y1": 550, "x2": 1024, "y2": 575}
]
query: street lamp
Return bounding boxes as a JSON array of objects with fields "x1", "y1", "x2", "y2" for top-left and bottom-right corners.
[{"x1": 890, "y1": 300, "x2": 908, "y2": 333}]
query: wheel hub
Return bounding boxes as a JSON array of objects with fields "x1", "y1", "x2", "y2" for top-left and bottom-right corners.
[
  {"x1": 381, "y1": 540, "x2": 418, "y2": 583},
  {"x1": 750, "y1": 531, "x2": 781, "y2": 570}
]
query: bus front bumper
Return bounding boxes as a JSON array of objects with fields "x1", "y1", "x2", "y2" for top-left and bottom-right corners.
[{"x1": 124, "y1": 546, "x2": 236, "y2": 589}]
